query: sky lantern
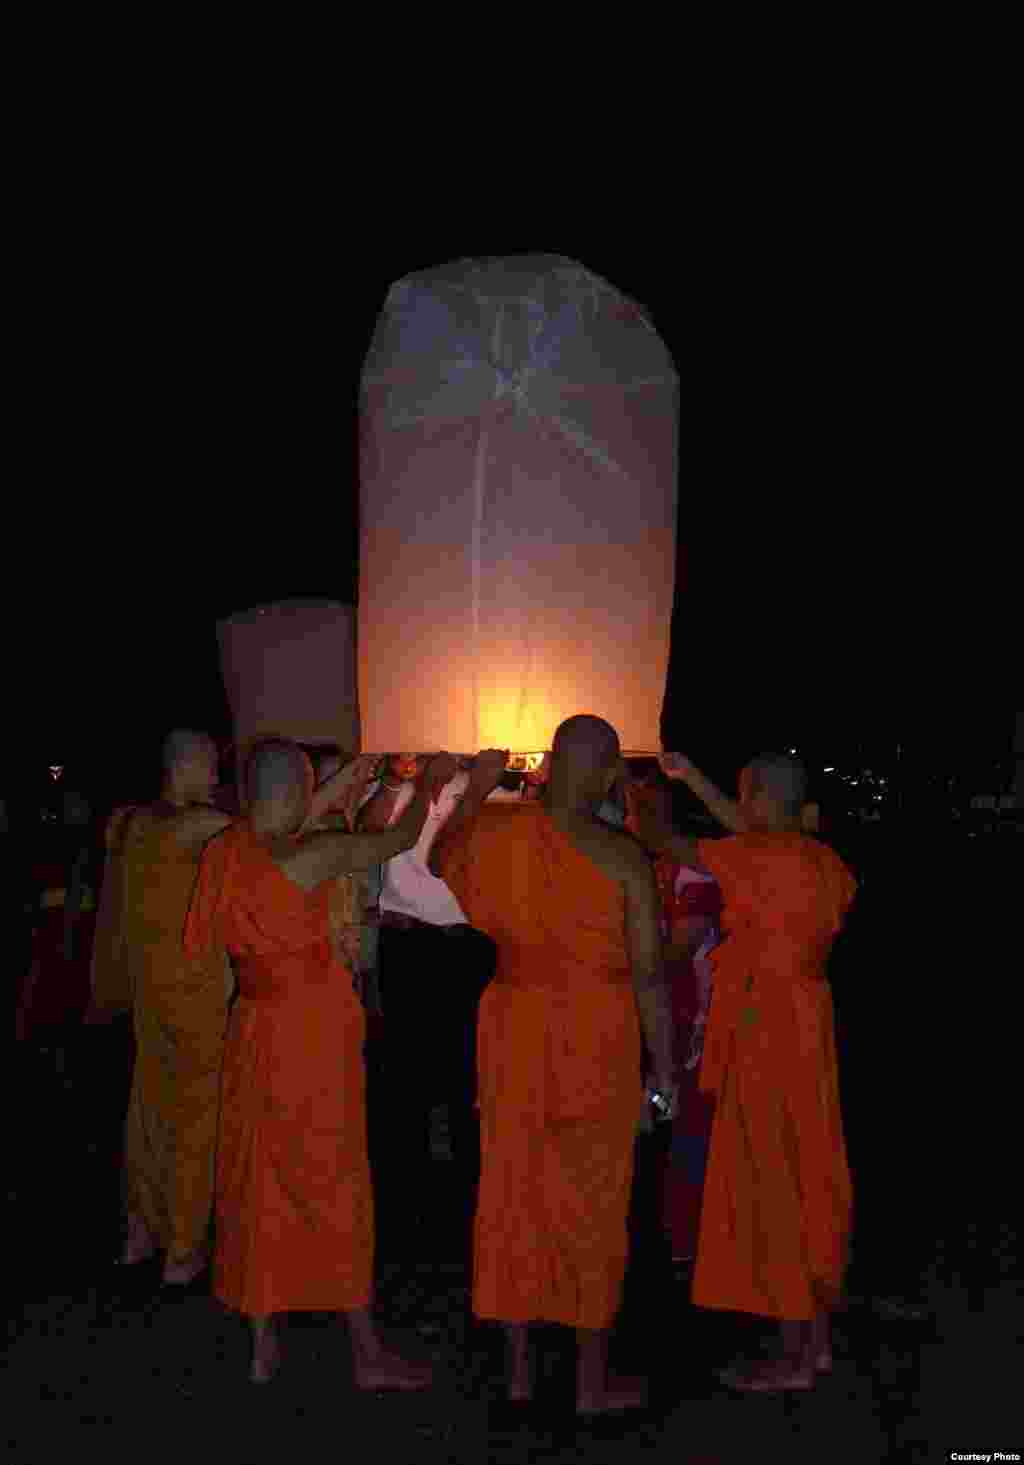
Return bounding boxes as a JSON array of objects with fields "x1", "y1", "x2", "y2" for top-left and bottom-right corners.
[
  {"x1": 359, "y1": 255, "x2": 678, "y2": 761},
  {"x1": 217, "y1": 600, "x2": 360, "y2": 796}
]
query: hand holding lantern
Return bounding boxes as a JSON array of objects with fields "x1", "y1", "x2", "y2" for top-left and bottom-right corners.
[{"x1": 469, "y1": 749, "x2": 509, "y2": 796}]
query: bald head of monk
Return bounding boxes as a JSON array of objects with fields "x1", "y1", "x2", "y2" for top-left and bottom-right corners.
[
  {"x1": 738, "y1": 752, "x2": 811, "y2": 832},
  {"x1": 246, "y1": 739, "x2": 315, "y2": 839},
  {"x1": 546, "y1": 715, "x2": 623, "y2": 814},
  {"x1": 161, "y1": 729, "x2": 219, "y2": 807}
]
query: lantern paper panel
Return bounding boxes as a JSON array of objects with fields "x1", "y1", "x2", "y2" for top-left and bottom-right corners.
[
  {"x1": 216, "y1": 601, "x2": 360, "y2": 785},
  {"x1": 359, "y1": 255, "x2": 678, "y2": 755}
]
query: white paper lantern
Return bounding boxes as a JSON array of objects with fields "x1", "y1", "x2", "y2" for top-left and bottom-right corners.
[
  {"x1": 359, "y1": 255, "x2": 678, "y2": 755},
  {"x1": 217, "y1": 600, "x2": 360, "y2": 781}
]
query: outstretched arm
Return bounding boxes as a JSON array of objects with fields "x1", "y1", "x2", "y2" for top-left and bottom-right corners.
[
  {"x1": 658, "y1": 752, "x2": 747, "y2": 834},
  {"x1": 283, "y1": 754, "x2": 458, "y2": 888},
  {"x1": 306, "y1": 754, "x2": 380, "y2": 831},
  {"x1": 428, "y1": 749, "x2": 508, "y2": 874}
]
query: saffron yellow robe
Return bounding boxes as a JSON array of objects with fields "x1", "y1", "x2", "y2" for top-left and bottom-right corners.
[{"x1": 94, "y1": 804, "x2": 229, "y2": 1265}]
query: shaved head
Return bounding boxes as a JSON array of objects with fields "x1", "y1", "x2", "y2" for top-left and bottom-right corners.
[
  {"x1": 744, "y1": 753, "x2": 808, "y2": 818},
  {"x1": 549, "y1": 715, "x2": 621, "y2": 811},
  {"x1": 162, "y1": 728, "x2": 217, "y2": 774},
  {"x1": 247, "y1": 739, "x2": 312, "y2": 811},
  {"x1": 161, "y1": 728, "x2": 218, "y2": 804}
]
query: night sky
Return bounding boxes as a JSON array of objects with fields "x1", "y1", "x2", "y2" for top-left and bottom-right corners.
[{"x1": 10, "y1": 201, "x2": 996, "y2": 806}]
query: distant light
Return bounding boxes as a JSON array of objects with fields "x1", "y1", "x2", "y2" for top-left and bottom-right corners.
[
  {"x1": 48, "y1": 765, "x2": 64, "y2": 782},
  {"x1": 824, "y1": 766, "x2": 835, "y2": 773},
  {"x1": 788, "y1": 748, "x2": 797, "y2": 754}
]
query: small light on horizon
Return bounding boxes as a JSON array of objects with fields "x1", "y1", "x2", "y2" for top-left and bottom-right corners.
[
  {"x1": 48, "y1": 765, "x2": 64, "y2": 782},
  {"x1": 824, "y1": 766, "x2": 835, "y2": 773}
]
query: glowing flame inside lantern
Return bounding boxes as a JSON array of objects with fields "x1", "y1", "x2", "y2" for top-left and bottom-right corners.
[{"x1": 507, "y1": 753, "x2": 547, "y2": 773}]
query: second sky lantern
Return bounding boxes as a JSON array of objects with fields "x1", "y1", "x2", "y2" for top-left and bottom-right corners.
[{"x1": 358, "y1": 255, "x2": 678, "y2": 759}]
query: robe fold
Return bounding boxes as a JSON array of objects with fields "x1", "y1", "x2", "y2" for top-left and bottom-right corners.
[
  {"x1": 93, "y1": 805, "x2": 229, "y2": 1264},
  {"x1": 441, "y1": 802, "x2": 642, "y2": 1331},
  {"x1": 184, "y1": 822, "x2": 372, "y2": 1317},
  {"x1": 692, "y1": 832, "x2": 857, "y2": 1321}
]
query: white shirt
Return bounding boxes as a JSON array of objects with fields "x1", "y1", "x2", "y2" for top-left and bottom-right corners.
[{"x1": 377, "y1": 774, "x2": 469, "y2": 928}]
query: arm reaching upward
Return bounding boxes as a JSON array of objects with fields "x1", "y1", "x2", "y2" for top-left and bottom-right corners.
[
  {"x1": 306, "y1": 754, "x2": 380, "y2": 831},
  {"x1": 658, "y1": 752, "x2": 747, "y2": 834},
  {"x1": 281, "y1": 754, "x2": 458, "y2": 890},
  {"x1": 429, "y1": 749, "x2": 508, "y2": 874}
]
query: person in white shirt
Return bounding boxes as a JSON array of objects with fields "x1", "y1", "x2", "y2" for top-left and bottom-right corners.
[{"x1": 359, "y1": 751, "x2": 507, "y2": 1258}]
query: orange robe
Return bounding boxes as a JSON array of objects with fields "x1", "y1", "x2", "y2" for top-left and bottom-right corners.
[
  {"x1": 92, "y1": 805, "x2": 229, "y2": 1264},
  {"x1": 183, "y1": 822, "x2": 372, "y2": 1317},
  {"x1": 692, "y1": 832, "x2": 856, "y2": 1321},
  {"x1": 441, "y1": 802, "x2": 642, "y2": 1331}
]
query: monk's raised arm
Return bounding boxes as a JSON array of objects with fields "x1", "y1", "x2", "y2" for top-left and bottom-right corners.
[
  {"x1": 621, "y1": 847, "x2": 675, "y2": 1090},
  {"x1": 658, "y1": 752, "x2": 747, "y2": 834},
  {"x1": 285, "y1": 789, "x2": 433, "y2": 886},
  {"x1": 284, "y1": 753, "x2": 459, "y2": 889},
  {"x1": 306, "y1": 754, "x2": 380, "y2": 830}
]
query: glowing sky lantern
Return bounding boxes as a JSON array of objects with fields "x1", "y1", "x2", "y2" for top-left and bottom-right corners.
[
  {"x1": 358, "y1": 255, "x2": 678, "y2": 756},
  {"x1": 217, "y1": 600, "x2": 360, "y2": 795}
]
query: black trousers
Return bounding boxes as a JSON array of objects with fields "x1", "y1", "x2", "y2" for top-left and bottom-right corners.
[{"x1": 368, "y1": 922, "x2": 496, "y2": 1253}]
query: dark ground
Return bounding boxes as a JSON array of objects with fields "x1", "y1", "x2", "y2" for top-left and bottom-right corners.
[
  {"x1": 6, "y1": 1027, "x2": 1020, "y2": 1465},
  {"x1": 6, "y1": 833, "x2": 1022, "y2": 1463}
]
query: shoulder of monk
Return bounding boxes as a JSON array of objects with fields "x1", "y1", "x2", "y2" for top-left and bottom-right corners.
[{"x1": 105, "y1": 804, "x2": 144, "y2": 851}]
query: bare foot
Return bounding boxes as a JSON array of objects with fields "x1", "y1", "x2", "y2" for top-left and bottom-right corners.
[
  {"x1": 717, "y1": 1358, "x2": 815, "y2": 1392},
  {"x1": 162, "y1": 1247, "x2": 209, "y2": 1286},
  {"x1": 354, "y1": 1348, "x2": 433, "y2": 1392},
  {"x1": 250, "y1": 1328, "x2": 281, "y2": 1385},
  {"x1": 814, "y1": 1350, "x2": 833, "y2": 1374},
  {"x1": 118, "y1": 1215, "x2": 156, "y2": 1266},
  {"x1": 577, "y1": 1374, "x2": 648, "y2": 1415}
]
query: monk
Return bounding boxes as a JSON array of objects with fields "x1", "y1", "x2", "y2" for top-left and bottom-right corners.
[
  {"x1": 627, "y1": 750, "x2": 856, "y2": 1391},
  {"x1": 87, "y1": 730, "x2": 234, "y2": 1285},
  {"x1": 439, "y1": 715, "x2": 677, "y2": 1415},
  {"x1": 183, "y1": 738, "x2": 457, "y2": 1385}
]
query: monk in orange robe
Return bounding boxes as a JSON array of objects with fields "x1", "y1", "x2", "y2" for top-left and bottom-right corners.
[
  {"x1": 87, "y1": 730, "x2": 234, "y2": 1285},
  {"x1": 439, "y1": 716, "x2": 678, "y2": 1415},
  {"x1": 628, "y1": 750, "x2": 856, "y2": 1391},
  {"x1": 183, "y1": 738, "x2": 456, "y2": 1385}
]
